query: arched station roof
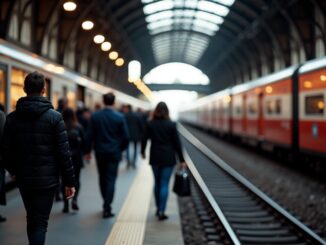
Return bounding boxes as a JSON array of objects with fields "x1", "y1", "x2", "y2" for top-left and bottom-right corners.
[{"x1": 0, "y1": 0, "x2": 325, "y2": 95}]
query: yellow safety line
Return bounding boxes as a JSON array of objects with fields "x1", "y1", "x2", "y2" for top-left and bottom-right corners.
[{"x1": 105, "y1": 162, "x2": 153, "y2": 245}]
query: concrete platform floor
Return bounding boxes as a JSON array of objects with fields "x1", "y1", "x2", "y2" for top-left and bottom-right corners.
[
  {"x1": 0, "y1": 158, "x2": 138, "y2": 245},
  {"x1": 0, "y1": 156, "x2": 185, "y2": 245},
  {"x1": 143, "y1": 194, "x2": 184, "y2": 245}
]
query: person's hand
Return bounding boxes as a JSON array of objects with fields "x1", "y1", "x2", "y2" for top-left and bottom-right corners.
[
  {"x1": 180, "y1": 162, "x2": 187, "y2": 169},
  {"x1": 65, "y1": 187, "x2": 76, "y2": 199},
  {"x1": 84, "y1": 154, "x2": 91, "y2": 161}
]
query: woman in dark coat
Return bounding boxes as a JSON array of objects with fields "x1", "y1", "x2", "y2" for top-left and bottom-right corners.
[
  {"x1": 141, "y1": 102, "x2": 186, "y2": 220},
  {"x1": 0, "y1": 110, "x2": 6, "y2": 222},
  {"x1": 62, "y1": 108, "x2": 85, "y2": 213}
]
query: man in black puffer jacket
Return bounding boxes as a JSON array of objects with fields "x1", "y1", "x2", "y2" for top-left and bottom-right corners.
[{"x1": 1, "y1": 71, "x2": 75, "y2": 245}]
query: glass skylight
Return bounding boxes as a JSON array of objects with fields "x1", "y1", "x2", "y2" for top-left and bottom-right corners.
[
  {"x1": 145, "y1": 11, "x2": 174, "y2": 22},
  {"x1": 143, "y1": 1, "x2": 174, "y2": 15},
  {"x1": 195, "y1": 11, "x2": 224, "y2": 24},
  {"x1": 213, "y1": 0, "x2": 235, "y2": 6},
  {"x1": 148, "y1": 19, "x2": 173, "y2": 30},
  {"x1": 197, "y1": 1, "x2": 230, "y2": 16},
  {"x1": 141, "y1": 0, "x2": 235, "y2": 65}
]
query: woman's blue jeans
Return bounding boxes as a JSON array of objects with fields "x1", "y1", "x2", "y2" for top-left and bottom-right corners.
[{"x1": 151, "y1": 165, "x2": 174, "y2": 213}]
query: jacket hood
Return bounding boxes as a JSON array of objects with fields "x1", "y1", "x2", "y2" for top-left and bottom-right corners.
[{"x1": 16, "y1": 96, "x2": 53, "y2": 118}]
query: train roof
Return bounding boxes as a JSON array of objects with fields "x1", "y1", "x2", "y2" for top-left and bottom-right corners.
[
  {"x1": 299, "y1": 56, "x2": 326, "y2": 74},
  {"x1": 0, "y1": 39, "x2": 151, "y2": 109},
  {"x1": 179, "y1": 88, "x2": 231, "y2": 111},
  {"x1": 231, "y1": 65, "x2": 298, "y2": 95}
]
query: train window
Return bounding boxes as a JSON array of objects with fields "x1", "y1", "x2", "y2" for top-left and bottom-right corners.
[
  {"x1": 248, "y1": 103, "x2": 257, "y2": 114},
  {"x1": 11, "y1": 68, "x2": 28, "y2": 111},
  {"x1": 275, "y1": 99, "x2": 282, "y2": 114},
  {"x1": 0, "y1": 65, "x2": 7, "y2": 108},
  {"x1": 235, "y1": 106, "x2": 241, "y2": 115},
  {"x1": 266, "y1": 100, "x2": 273, "y2": 114},
  {"x1": 223, "y1": 107, "x2": 228, "y2": 115},
  {"x1": 305, "y1": 95, "x2": 324, "y2": 115}
]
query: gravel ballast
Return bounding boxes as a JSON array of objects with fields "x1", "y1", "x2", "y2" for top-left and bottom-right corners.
[{"x1": 183, "y1": 125, "x2": 326, "y2": 240}]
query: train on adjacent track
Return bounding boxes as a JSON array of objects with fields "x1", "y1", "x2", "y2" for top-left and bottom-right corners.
[
  {"x1": 0, "y1": 39, "x2": 150, "y2": 113},
  {"x1": 179, "y1": 56, "x2": 326, "y2": 163},
  {"x1": 0, "y1": 39, "x2": 151, "y2": 187}
]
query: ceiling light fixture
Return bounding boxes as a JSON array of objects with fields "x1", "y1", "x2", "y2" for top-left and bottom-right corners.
[
  {"x1": 82, "y1": 20, "x2": 94, "y2": 30},
  {"x1": 109, "y1": 51, "x2": 118, "y2": 60},
  {"x1": 93, "y1": 35, "x2": 105, "y2": 44},
  {"x1": 63, "y1": 1, "x2": 77, "y2": 11},
  {"x1": 115, "y1": 58, "x2": 124, "y2": 66},
  {"x1": 101, "y1": 41, "x2": 112, "y2": 51}
]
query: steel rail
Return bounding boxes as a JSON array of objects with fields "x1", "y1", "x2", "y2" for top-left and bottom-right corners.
[
  {"x1": 183, "y1": 150, "x2": 241, "y2": 245},
  {"x1": 178, "y1": 123, "x2": 326, "y2": 245}
]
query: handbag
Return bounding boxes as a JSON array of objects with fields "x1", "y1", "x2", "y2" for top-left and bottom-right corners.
[{"x1": 173, "y1": 168, "x2": 191, "y2": 197}]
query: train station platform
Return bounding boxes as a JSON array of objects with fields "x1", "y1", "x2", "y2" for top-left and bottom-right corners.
[{"x1": 0, "y1": 157, "x2": 184, "y2": 245}]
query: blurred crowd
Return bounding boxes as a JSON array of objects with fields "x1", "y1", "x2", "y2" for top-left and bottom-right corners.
[{"x1": 0, "y1": 71, "x2": 185, "y2": 245}]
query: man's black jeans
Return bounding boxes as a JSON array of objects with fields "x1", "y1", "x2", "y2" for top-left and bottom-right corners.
[
  {"x1": 95, "y1": 154, "x2": 119, "y2": 212},
  {"x1": 19, "y1": 187, "x2": 56, "y2": 245}
]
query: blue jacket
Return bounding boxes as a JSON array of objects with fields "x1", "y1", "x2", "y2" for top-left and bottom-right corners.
[{"x1": 86, "y1": 108, "x2": 129, "y2": 161}]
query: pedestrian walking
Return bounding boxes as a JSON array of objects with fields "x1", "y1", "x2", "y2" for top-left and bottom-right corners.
[
  {"x1": 141, "y1": 102, "x2": 186, "y2": 221},
  {"x1": 85, "y1": 92, "x2": 129, "y2": 218},
  {"x1": 1, "y1": 71, "x2": 75, "y2": 245},
  {"x1": 123, "y1": 104, "x2": 143, "y2": 169},
  {"x1": 62, "y1": 108, "x2": 85, "y2": 213}
]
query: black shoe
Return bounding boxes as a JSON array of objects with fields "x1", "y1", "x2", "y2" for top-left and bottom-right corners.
[
  {"x1": 158, "y1": 212, "x2": 168, "y2": 221},
  {"x1": 0, "y1": 215, "x2": 6, "y2": 222},
  {"x1": 55, "y1": 194, "x2": 62, "y2": 202},
  {"x1": 103, "y1": 211, "x2": 115, "y2": 219},
  {"x1": 71, "y1": 200, "x2": 79, "y2": 211},
  {"x1": 62, "y1": 205, "x2": 69, "y2": 213},
  {"x1": 155, "y1": 209, "x2": 159, "y2": 217}
]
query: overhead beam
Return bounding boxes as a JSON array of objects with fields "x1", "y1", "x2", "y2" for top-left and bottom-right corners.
[{"x1": 148, "y1": 84, "x2": 210, "y2": 94}]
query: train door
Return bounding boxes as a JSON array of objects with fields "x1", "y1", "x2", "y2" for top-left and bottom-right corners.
[
  {"x1": 77, "y1": 85, "x2": 85, "y2": 104},
  {"x1": 85, "y1": 92, "x2": 94, "y2": 109},
  {"x1": 45, "y1": 78, "x2": 51, "y2": 100},
  {"x1": 0, "y1": 64, "x2": 7, "y2": 111},
  {"x1": 258, "y1": 92, "x2": 264, "y2": 137},
  {"x1": 212, "y1": 101, "x2": 218, "y2": 130},
  {"x1": 219, "y1": 100, "x2": 223, "y2": 131}
]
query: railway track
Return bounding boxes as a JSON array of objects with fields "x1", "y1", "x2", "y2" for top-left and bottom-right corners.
[{"x1": 178, "y1": 124, "x2": 326, "y2": 245}]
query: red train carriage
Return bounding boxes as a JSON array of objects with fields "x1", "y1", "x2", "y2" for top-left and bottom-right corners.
[
  {"x1": 261, "y1": 78, "x2": 293, "y2": 148},
  {"x1": 210, "y1": 90, "x2": 231, "y2": 134},
  {"x1": 298, "y1": 59, "x2": 326, "y2": 157},
  {"x1": 179, "y1": 57, "x2": 326, "y2": 164},
  {"x1": 230, "y1": 67, "x2": 296, "y2": 149},
  {"x1": 244, "y1": 88, "x2": 261, "y2": 145},
  {"x1": 231, "y1": 92, "x2": 246, "y2": 136}
]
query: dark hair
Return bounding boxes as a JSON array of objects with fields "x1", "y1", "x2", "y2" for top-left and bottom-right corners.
[
  {"x1": 103, "y1": 92, "x2": 115, "y2": 106},
  {"x1": 24, "y1": 71, "x2": 45, "y2": 95},
  {"x1": 62, "y1": 108, "x2": 78, "y2": 129},
  {"x1": 153, "y1": 102, "x2": 169, "y2": 120},
  {"x1": 58, "y1": 98, "x2": 68, "y2": 109},
  {"x1": 0, "y1": 103, "x2": 4, "y2": 112}
]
